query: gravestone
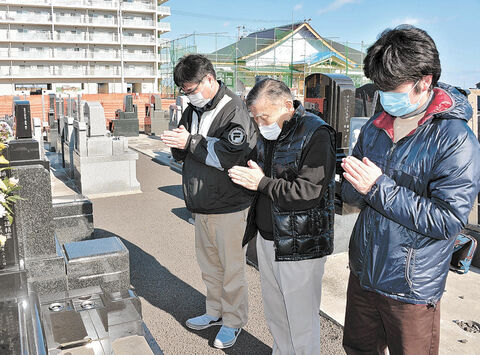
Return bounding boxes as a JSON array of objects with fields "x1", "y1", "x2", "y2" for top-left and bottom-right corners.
[
  {"x1": 62, "y1": 98, "x2": 75, "y2": 178},
  {"x1": 1, "y1": 105, "x2": 156, "y2": 354},
  {"x1": 110, "y1": 94, "x2": 139, "y2": 137},
  {"x1": 169, "y1": 95, "x2": 189, "y2": 130},
  {"x1": 55, "y1": 98, "x2": 63, "y2": 154},
  {"x1": 145, "y1": 95, "x2": 169, "y2": 135},
  {"x1": 39, "y1": 285, "x2": 144, "y2": 354},
  {"x1": 64, "y1": 237, "x2": 130, "y2": 293},
  {"x1": 72, "y1": 101, "x2": 140, "y2": 196},
  {"x1": 52, "y1": 194, "x2": 94, "y2": 245},
  {"x1": 0, "y1": 271, "x2": 48, "y2": 354},
  {"x1": 304, "y1": 73, "x2": 356, "y2": 215},
  {"x1": 7, "y1": 101, "x2": 48, "y2": 169}
]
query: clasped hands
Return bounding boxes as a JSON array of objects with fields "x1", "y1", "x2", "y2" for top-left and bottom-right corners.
[
  {"x1": 229, "y1": 160, "x2": 265, "y2": 191},
  {"x1": 341, "y1": 156, "x2": 382, "y2": 195},
  {"x1": 160, "y1": 125, "x2": 190, "y2": 150}
]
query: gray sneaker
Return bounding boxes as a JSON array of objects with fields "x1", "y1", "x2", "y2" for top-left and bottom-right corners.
[{"x1": 185, "y1": 314, "x2": 222, "y2": 330}]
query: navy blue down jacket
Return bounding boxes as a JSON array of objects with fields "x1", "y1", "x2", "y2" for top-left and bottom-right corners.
[{"x1": 341, "y1": 83, "x2": 480, "y2": 305}]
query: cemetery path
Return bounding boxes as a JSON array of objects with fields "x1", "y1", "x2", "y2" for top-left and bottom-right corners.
[{"x1": 90, "y1": 152, "x2": 345, "y2": 355}]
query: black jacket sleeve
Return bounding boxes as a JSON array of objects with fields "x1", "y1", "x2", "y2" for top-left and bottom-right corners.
[
  {"x1": 187, "y1": 105, "x2": 257, "y2": 170},
  {"x1": 257, "y1": 127, "x2": 335, "y2": 210}
]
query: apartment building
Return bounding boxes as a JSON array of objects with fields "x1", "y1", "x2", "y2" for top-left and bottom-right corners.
[{"x1": 0, "y1": 0, "x2": 170, "y2": 94}]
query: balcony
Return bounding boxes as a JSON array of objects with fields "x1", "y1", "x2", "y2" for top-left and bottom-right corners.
[
  {"x1": 122, "y1": 18, "x2": 154, "y2": 28},
  {"x1": 157, "y1": 21, "x2": 170, "y2": 32},
  {"x1": 53, "y1": 51, "x2": 88, "y2": 59},
  {"x1": 9, "y1": 32, "x2": 53, "y2": 41},
  {"x1": 122, "y1": 35, "x2": 154, "y2": 45},
  {"x1": 157, "y1": 37, "x2": 170, "y2": 47},
  {"x1": 12, "y1": 68, "x2": 54, "y2": 77},
  {"x1": 83, "y1": 0, "x2": 120, "y2": 9},
  {"x1": 5, "y1": 14, "x2": 52, "y2": 24},
  {"x1": 89, "y1": 51, "x2": 121, "y2": 60},
  {"x1": 56, "y1": 33, "x2": 87, "y2": 42},
  {"x1": 124, "y1": 53, "x2": 156, "y2": 61},
  {"x1": 88, "y1": 17, "x2": 117, "y2": 27},
  {"x1": 158, "y1": 53, "x2": 169, "y2": 63},
  {"x1": 124, "y1": 68, "x2": 154, "y2": 77},
  {"x1": 157, "y1": 6, "x2": 170, "y2": 17},
  {"x1": 88, "y1": 33, "x2": 118, "y2": 43},
  {"x1": 88, "y1": 67, "x2": 121, "y2": 76},
  {"x1": 0, "y1": 0, "x2": 50, "y2": 6},
  {"x1": 121, "y1": 1, "x2": 155, "y2": 12},
  {"x1": 55, "y1": 66, "x2": 88, "y2": 76},
  {"x1": 54, "y1": 15, "x2": 87, "y2": 25},
  {"x1": 9, "y1": 51, "x2": 53, "y2": 60}
]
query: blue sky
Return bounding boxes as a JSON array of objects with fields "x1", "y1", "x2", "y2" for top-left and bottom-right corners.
[{"x1": 166, "y1": 0, "x2": 480, "y2": 88}]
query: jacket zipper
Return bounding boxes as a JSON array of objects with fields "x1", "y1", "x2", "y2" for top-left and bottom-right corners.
[{"x1": 269, "y1": 140, "x2": 278, "y2": 254}]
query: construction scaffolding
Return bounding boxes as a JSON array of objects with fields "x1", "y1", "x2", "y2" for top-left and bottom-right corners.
[{"x1": 159, "y1": 22, "x2": 371, "y2": 98}]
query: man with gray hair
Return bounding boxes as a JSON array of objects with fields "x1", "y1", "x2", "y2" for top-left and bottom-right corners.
[{"x1": 229, "y1": 79, "x2": 336, "y2": 354}]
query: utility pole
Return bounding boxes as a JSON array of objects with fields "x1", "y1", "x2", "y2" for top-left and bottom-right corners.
[
  {"x1": 345, "y1": 41, "x2": 349, "y2": 76},
  {"x1": 235, "y1": 26, "x2": 242, "y2": 93},
  {"x1": 290, "y1": 11, "x2": 294, "y2": 88}
]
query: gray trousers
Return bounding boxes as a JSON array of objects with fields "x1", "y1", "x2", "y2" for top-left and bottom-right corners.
[{"x1": 257, "y1": 234, "x2": 326, "y2": 355}]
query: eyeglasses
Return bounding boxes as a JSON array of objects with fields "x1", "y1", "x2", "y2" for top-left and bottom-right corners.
[{"x1": 179, "y1": 76, "x2": 206, "y2": 96}]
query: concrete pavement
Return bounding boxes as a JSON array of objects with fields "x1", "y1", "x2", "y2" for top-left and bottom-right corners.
[{"x1": 90, "y1": 149, "x2": 345, "y2": 354}]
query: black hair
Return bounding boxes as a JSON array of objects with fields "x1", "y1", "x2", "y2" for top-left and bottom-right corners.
[
  {"x1": 246, "y1": 78, "x2": 293, "y2": 108},
  {"x1": 173, "y1": 54, "x2": 216, "y2": 88},
  {"x1": 363, "y1": 25, "x2": 441, "y2": 92}
]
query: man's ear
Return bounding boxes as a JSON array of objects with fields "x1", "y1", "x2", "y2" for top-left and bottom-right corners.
[
  {"x1": 284, "y1": 99, "x2": 294, "y2": 111},
  {"x1": 423, "y1": 75, "x2": 433, "y2": 91}
]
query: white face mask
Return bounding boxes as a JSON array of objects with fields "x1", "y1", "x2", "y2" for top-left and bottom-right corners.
[
  {"x1": 188, "y1": 91, "x2": 210, "y2": 108},
  {"x1": 259, "y1": 122, "x2": 282, "y2": 140}
]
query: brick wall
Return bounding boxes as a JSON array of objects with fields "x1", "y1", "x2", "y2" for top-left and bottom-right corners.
[{"x1": 0, "y1": 94, "x2": 175, "y2": 130}]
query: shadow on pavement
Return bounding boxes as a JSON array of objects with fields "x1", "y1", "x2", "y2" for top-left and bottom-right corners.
[
  {"x1": 94, "y1": 228, "x2": 272, "y2": 354},
  {"x1": 157, "y1": 185, "x2": 184, "y2": 200},
  {"x1": 171, "y1": 207, "x2": 191, "y2": 223}
]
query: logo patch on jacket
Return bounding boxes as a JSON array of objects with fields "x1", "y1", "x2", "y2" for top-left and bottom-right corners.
[{"x1": 228, "y1": 127, "x2": 246, "y2": 145}]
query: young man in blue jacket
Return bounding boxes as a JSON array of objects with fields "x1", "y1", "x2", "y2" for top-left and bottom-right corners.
[{"x1": 341, "y1": 25, "x2": 480, "y2": 354}]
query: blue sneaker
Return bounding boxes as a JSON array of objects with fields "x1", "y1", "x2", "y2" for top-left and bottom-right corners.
[
  {"x1": 185, "y1": 314, "x2": 222, "y2": 330},
  {"x1": 213, "y1": 326, "x2": 241, "y2": 349}
]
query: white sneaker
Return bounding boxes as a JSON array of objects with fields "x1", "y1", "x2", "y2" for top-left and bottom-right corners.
[
  {"x1": 213, "y1": 326, "x2": 241, "y2": 349},
  {"x1": 185, "y1": 314, "x2": 222, "y2": 330}
]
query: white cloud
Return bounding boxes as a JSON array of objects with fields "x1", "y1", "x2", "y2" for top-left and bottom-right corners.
[
  {"x1": 318, "y1": 0, "x2": 359, "y2": 15},
  {"x1": 223, "y1": 21, "x2": 230, "y2": 27},
  {"x1": 392, "y1": 17, "x2": 421, "y2": 26},
  {"x1": 392, "y1": 16, "x2": 458, "y2": 27},
  {"x1": 294, "y1": 3, "x2": 303, "y2": 11}
]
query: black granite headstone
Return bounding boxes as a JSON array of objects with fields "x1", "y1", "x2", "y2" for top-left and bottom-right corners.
[
  {"x1": 13, "y1": 101, "x2": 32, "y2": 139},
  {"x1": 123, "y1": 95, "x2": 133, "y2": 113}
]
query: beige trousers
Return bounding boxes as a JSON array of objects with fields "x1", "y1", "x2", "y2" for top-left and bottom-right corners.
[
  {"x1": 194, "y1": 208, "x2": 249, "y2": 328},
  {"x1": 257, "y1": 234, "x2": 326, "y2": 355}
]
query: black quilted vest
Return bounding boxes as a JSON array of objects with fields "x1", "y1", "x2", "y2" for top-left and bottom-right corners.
[{"x1": 242, "y1": 103, "x2": 335, "y2": 261}]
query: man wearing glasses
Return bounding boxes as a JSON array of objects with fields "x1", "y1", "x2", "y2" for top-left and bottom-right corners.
[{"x1": 161, "y1": 54, "x2": 257, "y2": 349}]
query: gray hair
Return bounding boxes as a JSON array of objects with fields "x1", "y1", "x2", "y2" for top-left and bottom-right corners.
[{"x1": 246, "y1": 78, "x2": 294, "y2": 108}]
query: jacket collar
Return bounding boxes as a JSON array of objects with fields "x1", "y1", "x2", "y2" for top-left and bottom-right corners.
[
  {"x1": 279, "y1": 100, "x2": 304, "y2": 139},
  {"x1": 373, "y1": 87, "x2": 454, "y2": 141}
]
